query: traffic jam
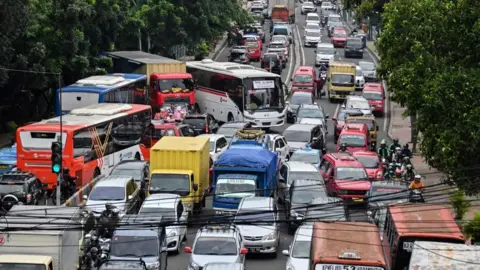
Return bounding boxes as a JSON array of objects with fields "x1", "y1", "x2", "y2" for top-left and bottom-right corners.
[{"x1": 0, "y1": 0, "x2": 477, "y2": 270}]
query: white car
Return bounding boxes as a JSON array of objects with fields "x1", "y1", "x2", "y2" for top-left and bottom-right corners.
[
  {"x1": 321, "y1": 1, "x2": 333, "y2": 10},
  {"x1": 138, "y1": 194, "x2": 188, "y2": 254},
  {"x1": 271, "y1": 35, "x2": 289, "y2": 47},
  {"x1": 278, "y1": 162, "x2": 324, "y2": 203},
  {"x1": 305, "y1": 13, "x2": 320, "y2": 26},
  {"x1": 355, "y1": 65, "x2": 366, "y2": 90},
  {"x1": 282, "y1": 225, "x2": 312, "y2": 270},
  {"x1": 266, "y1": 134, "x2": 290, "y2": 162},
  {"x1": 303, "y1": 30, "x2": 321, "y2": 47},
  {"x1": 315, "y1": 43, "x2": 335, "y2": 66},
  {"x1": 343, "y1": 95, "x2": 372, "y2": 115},
  {"x1": 301, "y1": 1, "x2": 316, "y2": 14},
  {"x1": 198, "y1": 134, "x2": 228, "y2": 162},
  {"x1": 305, "y1": 22, "x2": 321, "y2": 33}
]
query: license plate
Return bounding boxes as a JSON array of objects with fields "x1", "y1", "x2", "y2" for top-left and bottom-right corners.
[
  {"x1": 0, "y1": 165, "x2": 8, "y2": 169},
  {"x1": 353, "y1": 198, "x2": 364, "y2": 202}
]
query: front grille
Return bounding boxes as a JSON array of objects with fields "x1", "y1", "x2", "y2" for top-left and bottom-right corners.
[
  {"x1": 244, "y1": 236, "x2": 263, "y2": 241},
  {"x1": 345, "y1": 190, "x2": 367, "y2": 195},
  {"x1": 262, "y1": 122, "x2": 271, "y2": 125}
]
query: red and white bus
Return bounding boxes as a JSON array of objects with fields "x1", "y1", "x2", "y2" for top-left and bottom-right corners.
[{"x1": 16, "y1": 103, "x2": 152, "y2": 190}]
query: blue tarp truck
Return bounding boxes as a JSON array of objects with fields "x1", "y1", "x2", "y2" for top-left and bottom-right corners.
[
  {"x1": 212, "y1": 148, "x2": 278, "y2": 215},
  {"x1": 0, "y1": 144, "x2": 17, "y2": 176}
]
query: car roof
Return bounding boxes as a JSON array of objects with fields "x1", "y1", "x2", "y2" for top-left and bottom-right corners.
[
  {"x1": 303, "y1": 1, "x2": 314, "y2": 4},
  {"x1": 364, "y1": 83, "x2": 383, "y2": 91},
  {"x1": 338, "y1": 108, "x2": 364, "y2": 116},
  {"x1": 371, "y1": 180, "x2": 408, "y2": 188},
  {"x1": 306, "y1": 12, "x2": 319, "y2": 17},
  {"x1": 295, "y1": 66, "x2": 314, "y2": 72},
  {"x1": 95, "y1": 175, "x2": 133, "y2": 187},
  {"x1": 326, "y1": 153, "x2": 364, "y2": 167},
  {"x1": 114, "y1": 160, "x2": 147, "y2": 170},
  {"x1": 270, "y1": 41, "x2": 285, "y2": 45},
  {"x1": 352, "y1": 151, "x2": 378, "y2": 157},
  {"x1": 285, "y1": 124, "x2": 316, "y2": 132},
  {"x1": 317, "y1": 43, "x2": 334, "y2": 48},
  {"x1": 142, "y1": 193, "x2": 180, "y2": 209},
  {"x1": 299, "y1": 104, "x2": 319, "y2": 109},
  {"x1": 198, "y1": 226, "x2": 238, "y2": 238},
  {"x1": 306, "y1": 22, "x2": 319, "y2": 26},
  {"x1": 273, "y1": 25, "x2": 288, "y2": 29},
  {"x1": 295, "y1": 225, "x2": 314, "y2": 241},
  {"x1": 359, "y1": 61, "x2": 375, "y2": 66},
  {"x1": 329, "y1": 14, "x2": 341, "y2": 17},
  {"x1": 347, "y1": 95, "x2": 368, "y2": 102},
  {"x1": 285, "y1": 161, "x2": 319, "y2": 172},
  {"x1": 198, "y1": 134, "x2": 226, "y2": 141},
  {"x1": 293, "y1": 148, "x2": 320, "y2": 155},
  {"x1": 348, "y1": 37, "x2": 362, "y2": 41},
  {"x1": 239, "y1": 197, "x2": 274, "y2": 210}
]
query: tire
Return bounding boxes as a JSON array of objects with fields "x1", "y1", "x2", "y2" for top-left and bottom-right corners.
[
  {"x1": 271, "y1": 250, "x2": 278, "y2": 258},
  {"x1": 134, "y1": 153, "x2": 141, "y2": 160}
]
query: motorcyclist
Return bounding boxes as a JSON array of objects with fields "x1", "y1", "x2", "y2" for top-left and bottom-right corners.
[
  {"x1": 319, "y1": 63, "x2": 328, "y2": 73},
  {"x1": 393, "y1": 147, "x2": 403, "y2": 164},
  {"x1": 377, "y1": 139, "x2": 389, "y2": 160},
  {"x1": 389, "y1": 138, "x2": 401, "y2": 154},
  {"x1": 62, "y1": 167, "x2": 77, "y2": 196},
  {"x1": 384, "y1": 163, "x2": 395, "y2": 180},
  {"x1": 338, "y1": 143, "x2": 348, "y2": 153},
  {"x1": 402, "y1": 143, "x2": 412, "y2": 159},
  {"x1": 401, "y1": 156, "x2": 413, "y2": 170},
  {"x1": 403, "y1": 164, "x2": 415, "y2": 182},
  {"x1": 409, "y1": 174, "x2": 425, "y2": 191},
  {"x1": 98, "y1": 203, "x2": 120, "y2": 238}
]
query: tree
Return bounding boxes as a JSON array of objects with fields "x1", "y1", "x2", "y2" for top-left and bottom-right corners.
[
  {"x1": 342, "y1": 0, "x2": 388, "y2": 19},
  {"x1": 376, "y1": 0, "x2": 480, "y2": 194}
]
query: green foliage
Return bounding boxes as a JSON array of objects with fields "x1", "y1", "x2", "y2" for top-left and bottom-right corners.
[
  {"x1": 464, "y1": 212, "x2": 480, "y2": 239},
  {"x1": 342, "y1": 0, "x2": 387, "y2": 18},
  {"x1": 376, "y1": 0, "x2": 480, "y2": 194},
  {"x1": 0, "y1": 0, "x2": 247, "y2": 126},
  {"x1": 449, "y1": 190, "x2": 471, "y2": 220}
]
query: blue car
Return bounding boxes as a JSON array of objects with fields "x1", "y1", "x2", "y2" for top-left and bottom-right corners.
[
  {"x1": 289, "y1": 148, "x2": 322, "y2": 168},
  {"x1": 0, "y1": 143, "x2": 16, "y2": 176}
]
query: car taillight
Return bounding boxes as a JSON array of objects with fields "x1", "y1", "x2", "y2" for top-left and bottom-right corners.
[
  {"x1": 26, "y1": 194, "x2": 32, "y2": 203},
  {"x1": 205, "y1": 123, "x2": 209, "y2": 133}
]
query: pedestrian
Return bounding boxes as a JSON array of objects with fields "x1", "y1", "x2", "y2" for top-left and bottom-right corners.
[{"x1": 212, "y1": 40, "x2": 217, "y2": 52}]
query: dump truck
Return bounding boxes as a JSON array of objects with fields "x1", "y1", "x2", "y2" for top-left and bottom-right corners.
[
  {"x1": 0, "y1": 205, "x2": 87, "y2": 269},
  {"x1": 105, "y1": 51, "x2": 195, "y2": 113},
  {"x1": 149, "y1": 136, "x2": 210, "y2": 213},
  {"x1": 271, "y1": 0, "x2": 295, "y2": 23},
  {"x1": 327, "y1": 61, "x2": 356, "y2": 101}
]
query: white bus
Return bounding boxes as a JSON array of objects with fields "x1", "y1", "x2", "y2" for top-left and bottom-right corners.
[{"x1": 187, "y1": 60, "x2": 287, "y2": 128}]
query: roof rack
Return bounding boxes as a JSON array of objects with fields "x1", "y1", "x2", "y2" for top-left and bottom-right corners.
[{"x1": 201, "y1": 224, "x2": 237, "y2": 232}]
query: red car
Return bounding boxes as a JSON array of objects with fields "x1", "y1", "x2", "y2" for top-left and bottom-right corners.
[
  {"x1": 320, "y1": 153, "x2": 371, "y2": 202},
  {"x1": 332, "y1": 108, "x2": 364, "y2": 143},
  {"x1": 331, "y1": 29, "x2": 347, "y2": 47},
  {"x1": 291, "y1": 66, "x2": 320, "y2": 98},
  {"x1": 352, "y1": 151, "x2": 384, "y2": 181},
  {"x1": 363, "y1": 83, "x2": 385, "y2": 116},
  {"x1": 336, "y1": 123, "x2": 370, "y2": 153},
  {"x1": 151, "y1": 121, "x2": 196, "y2": 145},
  {"x1": 245, "y1": 39, "x2": 262, "y2": 61}
]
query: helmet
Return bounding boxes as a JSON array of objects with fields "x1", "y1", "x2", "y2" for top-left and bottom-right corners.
[
  {"x1": 395, "y1": 147, "x2": 401, "y2": 152},
  {"x1": 393, "y1": 138, "x2": 399, "y2": 144},
  {"x1": 406, "y1": 164, "x2": 413, "y2": 169},
  {"x1": 414, "y1": 174, "x2": 422, "y2": 180},
  {"x1": 380, "y1": 139, "x2": 386, "y2": 145}
]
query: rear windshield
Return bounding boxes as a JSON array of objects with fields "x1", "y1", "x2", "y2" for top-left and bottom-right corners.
[
  {"x1": 246, "y1": 42, "x2": 259, "y2": 48},
  {"x1": 273, "y1": 28, "x2": 288, "y2": 35},
  {"x1": 307, "y1": 15, "x2": 319, "y2": 21}
]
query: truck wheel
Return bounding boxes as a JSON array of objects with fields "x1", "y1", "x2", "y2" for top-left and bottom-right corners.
[
  {"x1": 227, "y1": 113, "x2": 234, "y2": 122},
  {"x1": 134, "y1": 153, "x2": 141, "y2": 160}
]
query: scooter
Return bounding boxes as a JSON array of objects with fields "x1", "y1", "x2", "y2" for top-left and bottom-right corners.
[{"x1": 409, "y1": 189, "x2": 425, "y2": 203}]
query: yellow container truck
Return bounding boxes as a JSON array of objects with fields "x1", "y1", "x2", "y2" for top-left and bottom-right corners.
[
  {"x1": 327, "y1": 61, "x2": 356, "y2": 101},
  {"x1": 150, "y1": 136, "x2": 210, "y2": 213}
]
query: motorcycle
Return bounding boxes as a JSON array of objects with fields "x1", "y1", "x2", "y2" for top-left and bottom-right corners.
[
  {"x1": 96, "y1": 207, "x2": 120, "y2": 239},
  {"x1": 320, "y1": 70, "x2": 327, "y2": 82},
  {"x1": 392, "y1": 167, "x2": 403, "y2": 181},
  {"x1": 409, "y1": 189, "x2": 425, "y2": 203}
]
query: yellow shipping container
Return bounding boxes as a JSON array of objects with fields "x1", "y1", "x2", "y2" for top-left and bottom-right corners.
[
  {"x1": 150, "y1": 136, "x2": 210, "y2": 213},
  {"x1": 327, "y1": 61, "x2": 356, "y2": 101}
]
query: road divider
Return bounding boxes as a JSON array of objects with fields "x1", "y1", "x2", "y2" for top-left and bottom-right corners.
[{"x1": 63, "y1": 175, "x2": 105, "y2": 207}]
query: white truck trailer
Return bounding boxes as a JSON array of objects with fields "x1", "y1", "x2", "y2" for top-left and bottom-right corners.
[{"x1": 0, "y1": 205, "x2": 85, "y2": 269}]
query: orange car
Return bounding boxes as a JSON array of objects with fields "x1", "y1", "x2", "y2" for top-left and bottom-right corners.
[{"x1": 331, "y1": 29, "x2": 347, "y2": 47}]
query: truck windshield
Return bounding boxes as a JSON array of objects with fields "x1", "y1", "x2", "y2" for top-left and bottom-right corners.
[
  {"x1": 339, "y1": 135, "x2": 366, "y2": 147},
  {"x1": 111, "y1": 235, "x2": 159, "y2": 257},
  {"x1": 150, "y1": 173, "x2": 190, "y2": 196},
  {"x1": 0, "y1": 264, "x2": 46, "y2": 270},
  {"x1": 332, "y1": 74, "x2": 354, "y2": 86},
  {"x1": 159, "y1": 79, "x2": 193, "y2": 92},
  {"x1": 216, "y1": 178, "x2": 256, "y2": 197}
]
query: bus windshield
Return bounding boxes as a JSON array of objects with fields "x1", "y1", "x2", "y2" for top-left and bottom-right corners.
[{"x1": 244, "y1": 77, "x2": 284, "y2": 111}]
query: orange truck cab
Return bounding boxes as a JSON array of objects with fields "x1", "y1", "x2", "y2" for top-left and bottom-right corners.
[
  {"x1": 291, "y1": 66, "x2": 320, "y2": 99},
  {"x1": 149, "y1": 72, "x2": 195, "y2": 113},
  {"x1": 336, "y1": 123, "x2": 370, "y2": 152},
  {"x1": 271, "y1": 4, "x2": 295, "y2": 23}
]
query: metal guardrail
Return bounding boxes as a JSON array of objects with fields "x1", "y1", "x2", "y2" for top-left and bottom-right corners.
[{"x1": 63, "y1": 175, "x2": 105, "y2": 207}]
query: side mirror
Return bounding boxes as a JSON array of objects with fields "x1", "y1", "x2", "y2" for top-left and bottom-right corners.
[
  {"x1": 193, "y1": 183, "x2": 199, "y2": 191},
  {"x1": 376, "y1": 126, "x2": 379, "y2": 131},
  {"x1": 282, "y1": 250, "x2": 289, "y2": 256},
  {"x1": 383, "y1": 96, "x2": 386, "y2": 100},
  {"x1": 184, "y1": 246, "x2": 192, "y2": 253},
  {"x1": 369, "y1": 177, "x2": 374, "y2": 181},
  {"x1": 240, "y1": 248, "x2": 248, "y2": 254},
  {"x1": 128, "y1": 195, "x2": 133, "y2": 200},
  {"x1": 291, "y1": 77, "x2": 294, "y2": 81},
  {"x1": 83, "y1": 195, "x2": 88, "y2": 200}
]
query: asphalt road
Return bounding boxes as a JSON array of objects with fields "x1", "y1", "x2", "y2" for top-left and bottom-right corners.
[{"x1": 169, "y1": 2, "x2": 387, "y2": 270}]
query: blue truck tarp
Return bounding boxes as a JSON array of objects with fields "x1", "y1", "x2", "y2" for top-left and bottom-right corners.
[
  {"x1": 0, "y1": 145, "x2": 17, "y2": 176},
  {"x1": 212, "y1": 148, "x2": 278, "y2": 212}
]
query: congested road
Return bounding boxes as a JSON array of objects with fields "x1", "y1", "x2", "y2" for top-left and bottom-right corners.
[{"x1": 169, "y1": 1, "x2": 389, "y2": 269}]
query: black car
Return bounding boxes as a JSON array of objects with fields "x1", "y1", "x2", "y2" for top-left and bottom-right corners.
[
  {"x1": 344, "y1": 37, "x2": 364, "y2": 58},
  {"x1": 183, "y1": 114, "x2": 219, "y2": 135},
  {"x1": 285, "y1": 179, "x2": 327, "y2": 234},
  {"x1": 110, "y1": 160, "x2": 149, "y2": 200},
  {"x1": 0, "y1": 172, "x2": 46, "y2": 212},
  {"x1": 260, "y1": 53, "x2": 282, "y2": 74}
]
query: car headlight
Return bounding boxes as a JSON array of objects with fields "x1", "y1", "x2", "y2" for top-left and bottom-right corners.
[
  {"x1": 167, "y1": 230, "x2": 177, "y2": 237},
  {"x1": 263, "y1": 232, "x2": 276, "y2": 240},
  {"x1": 189, "y1": 261, "x2": 200, "y2": 270},
  {"x1": 146, "y1": 261, "x2": 160, "y2": 270}
]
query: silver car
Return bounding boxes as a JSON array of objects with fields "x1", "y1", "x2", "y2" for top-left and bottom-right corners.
[
  {"x1": 282, "y1": 225, "x2": 312, "y2": 270},
  {"x1": 84, "y1": 175, "x2": 142, "y2": 217},
  {"x1": 359, "y1": 61, "x2": 377, "y2": 82},
  {"x1": 235, "y1": 197, "x2": 280, "y2": 257},
  {"x1": 315, "y1": 43, "x2": 336, "y2": 66},
  {"x1": 185, "y1": 225, "x2": 246, "y2": 270}
]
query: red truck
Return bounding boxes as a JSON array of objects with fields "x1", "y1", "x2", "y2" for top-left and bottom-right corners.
[{"x1": 271, "y1": 0, "x2": 295, "y2": 23}]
